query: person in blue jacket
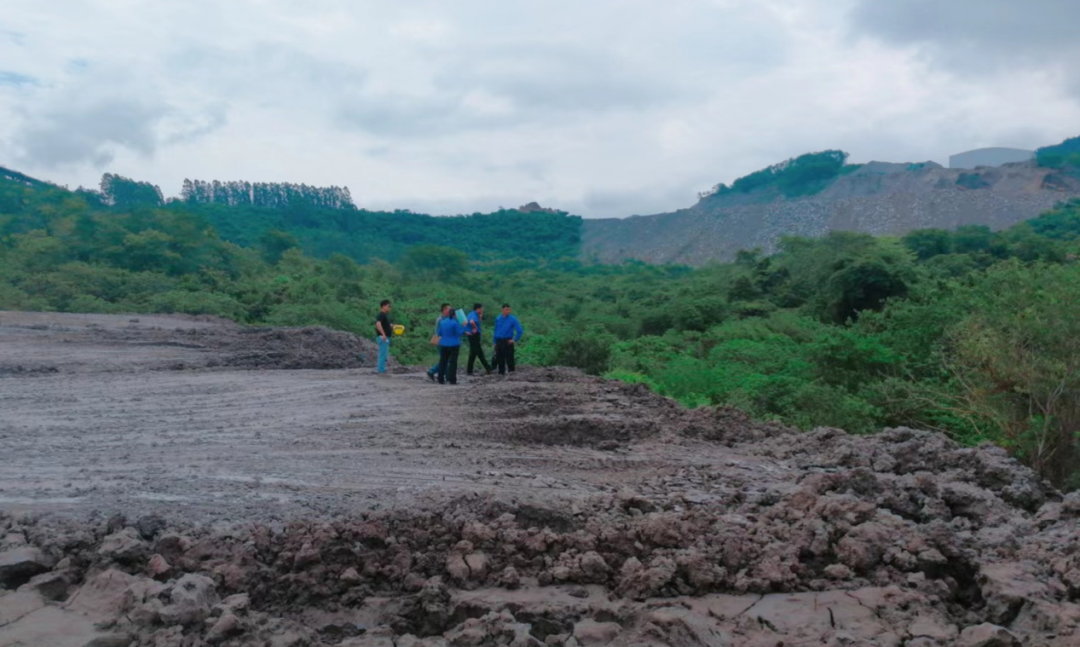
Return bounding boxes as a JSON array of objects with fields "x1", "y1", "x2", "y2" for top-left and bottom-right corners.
[
  {"x1": 436, "y1": 308, "x2": 468, "y2": 385},
  {"x1": 426, "y1": 303, "x2": 451, "y2": 382},
  {"x1": 492, "y1": 303, "x2": 524, "y2": 375}
]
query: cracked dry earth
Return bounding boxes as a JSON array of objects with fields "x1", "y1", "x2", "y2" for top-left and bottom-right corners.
[{"x1": 1, "y1": 312, "x2": 1080, "y2": 647}]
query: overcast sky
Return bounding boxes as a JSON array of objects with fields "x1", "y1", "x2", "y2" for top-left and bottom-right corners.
[{"x1": 1, "y1": 0, "x2": 1078, "y2": 218}]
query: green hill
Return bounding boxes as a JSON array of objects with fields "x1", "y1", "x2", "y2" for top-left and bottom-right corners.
[{"x1": 0, "y1": 168, "x2": 583, "y2": 265}]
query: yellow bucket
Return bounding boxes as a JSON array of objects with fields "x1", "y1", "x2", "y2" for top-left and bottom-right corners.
[{"x1": 392, "y1": 324, "x2": 405, "y2": 336}]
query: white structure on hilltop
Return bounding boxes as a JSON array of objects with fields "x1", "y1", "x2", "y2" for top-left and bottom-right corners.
[{"x1": 949, "y1": 147, "x2": 1035, "y2": 169}]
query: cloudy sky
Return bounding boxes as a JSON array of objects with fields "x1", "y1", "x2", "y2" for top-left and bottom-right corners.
[{"x1": 1, "y1": 0, "x2": 1078, "y2": 218}]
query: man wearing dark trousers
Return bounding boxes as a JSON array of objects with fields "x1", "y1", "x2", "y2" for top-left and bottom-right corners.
[
  {"x1": 426, "y1": 303, "x2": 451, "y2": 382},
  {"x1": 492, "y1": 303, "x2": 524, "y2": 375},
  {"x1": 436, "y1": 310, "x2": 467, "y2": 385},
  {"x1": 465, "y1": 303, "x2": 492, "y2": 376}
]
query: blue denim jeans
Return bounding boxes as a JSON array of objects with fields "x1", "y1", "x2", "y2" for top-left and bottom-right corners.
[{"x1": 376, "y1": 337, "x2": 389, "y2": 373}]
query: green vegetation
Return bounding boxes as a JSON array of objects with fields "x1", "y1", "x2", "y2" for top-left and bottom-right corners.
[
  {"x1": 189, "y1": 199, "x2": 581, "y2": 265},
  {"x1": 1037, "y1": 135, "x2": 1080, "y2": 168},
  {"x1": 3, "y1": 169, "x2": 1080, "y2": 488},
  {"x1": 170, "y1": 176, "x2": 581, "y2": 264},
  {"x1": 19, "y1": 169, "x2": 583, "y2": 265},
  {"x1": 702, "y1": 150, "x2": 854, "y2": 199}
]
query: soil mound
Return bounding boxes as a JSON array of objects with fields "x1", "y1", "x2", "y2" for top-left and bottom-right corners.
[
  {"x1": 4, "y1": 445, "x2": 1078, "y2": 645},
  {"x1": 219, "y1": 326, "x2": 385, "y2": 370},
  {"x1": 0, "y1": 311, "x2": 392, "y2": 372},
  {"x1": 468, "y1": 367, "x2": 679, "y2": 447}
]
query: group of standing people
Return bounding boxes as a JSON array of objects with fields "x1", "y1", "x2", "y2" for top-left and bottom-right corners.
[{"x1": 373, "y1": 300, "x2": 524, "y2": 385}]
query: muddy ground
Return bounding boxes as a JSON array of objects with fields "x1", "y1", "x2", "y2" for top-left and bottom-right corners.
[{"x1": 1, "y1": 312, "x2": 1079, "y2": 647}]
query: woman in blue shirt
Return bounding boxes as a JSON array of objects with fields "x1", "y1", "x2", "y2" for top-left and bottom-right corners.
[{"x1": 436, "y1": 311, "x2": 468, "y2": 385}]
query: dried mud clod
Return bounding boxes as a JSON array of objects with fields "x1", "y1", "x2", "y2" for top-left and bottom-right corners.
[{"x1": 3, "y1": 469, "x2": 1079, "y2": 645}]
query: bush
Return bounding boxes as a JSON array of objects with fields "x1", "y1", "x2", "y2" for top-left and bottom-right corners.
[
  {"x1": 944, "y1": 261, "x2": 1080, "y2": 484},
  {"x1": 1036, "y1": 135, "x2": 1080, "y2": 168},
  {"x1": 550, "y1": 325, "x2": 617, "y2": 375},
  {"x1": 149, "y1": 290, "x2": 248, "y2": 320},
  {"x1": 263, "y1": 301, "x2": 367, "y2": 335},
  {"x1": 0, "y1": 282, "x2": 49, "y2": 311}
]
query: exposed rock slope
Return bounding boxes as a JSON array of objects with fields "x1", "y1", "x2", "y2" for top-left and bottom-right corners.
[{"x1": 582, "y1": 161, "x2": 1080, "y2": 265}]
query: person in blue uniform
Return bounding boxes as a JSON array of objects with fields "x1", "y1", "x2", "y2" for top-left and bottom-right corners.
[
  {"x1": 436, "y1": 309, "x2": 467, "y2": 385},
  {"x1": 492, "y1": 304, "x2": 523, "y2": 375},
  {"x1": 426, "y1": 303, "x2": 451, "y2": 382}
]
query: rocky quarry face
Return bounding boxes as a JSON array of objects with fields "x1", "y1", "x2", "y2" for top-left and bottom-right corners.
[
  {"x1": 2, "y1": 423, "x2": 1079, "y2": 646},
  {"x1": 582, "y1": 161, "x2": 1080, "y2": 265}
]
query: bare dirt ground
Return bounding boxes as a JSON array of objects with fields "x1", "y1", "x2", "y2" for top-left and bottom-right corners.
[{"x1": 1, "y1": 311, "x2": 1079, "y2": 647}]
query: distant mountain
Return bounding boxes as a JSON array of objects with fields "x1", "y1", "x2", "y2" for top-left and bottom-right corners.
[{"x1": 582, "y1": 159, "x2": 1080, "y2": 265}]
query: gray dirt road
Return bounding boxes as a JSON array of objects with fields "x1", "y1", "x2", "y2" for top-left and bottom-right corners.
[{"x1": 0, "y1": 311, "x2": 774, "y2": 523}]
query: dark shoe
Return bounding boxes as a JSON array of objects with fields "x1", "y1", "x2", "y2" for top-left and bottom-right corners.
[
  {"x1": 427, "y1": 372, "x2": 436, "y2": 382},
  {"x1": 486, "y1": 369, "x2": 492, "y2": 375},
  {"x1": 438, "y1": 379, "x2": 445, "y2": 384},
  {"x1": 466, "y1": 372, "x2": 473, "y2": 376}
]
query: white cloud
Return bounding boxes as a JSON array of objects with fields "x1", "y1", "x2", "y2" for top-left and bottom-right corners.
[
  {"x1": 848, "y1": 0, "x2": 1079, "y2": 73},
  {"x1": 0, "y1": 0, "x2": 1077, "y2": 216}
]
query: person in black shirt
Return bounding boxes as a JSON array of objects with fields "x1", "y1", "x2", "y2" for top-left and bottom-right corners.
[
  {"x1": 465, "y1": 303, "x2": 492, "y2": 376},
  {"x1": 374, "y1": 299, "x2": 392, "y2": 374}
]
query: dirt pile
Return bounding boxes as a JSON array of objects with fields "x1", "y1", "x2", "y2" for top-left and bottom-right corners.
[
  {"x1": 0, "y1": 311, "x2": 391, "y2": 373},
  {"x1": 467, "y1": 368, "x2": 786, "y2": 450},
  {"x1": 214, "y1": 326, "x2": 388, "y2": 370},
  {"x1": 3, "y1": 435, "x2": 1078, "y2": 645},
  {"x1": 99, "y1": 321, "x2": 390, "y2": 371},
  {"x1": 469, "y1": 369, "x2": 683, "y2": 447}
]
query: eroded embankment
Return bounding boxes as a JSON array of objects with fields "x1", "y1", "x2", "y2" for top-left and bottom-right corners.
[{"x1": 0, "y1": 311, "x2": 393, "y2": 373}]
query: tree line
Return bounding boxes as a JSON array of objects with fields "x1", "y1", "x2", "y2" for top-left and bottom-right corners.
[{"x1": 180, "y1": 179, "x2": 355, "y2": 210}]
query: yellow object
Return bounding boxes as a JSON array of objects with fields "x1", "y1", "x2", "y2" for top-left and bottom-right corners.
[{"x1": 392, "y1": 324, "x2": 405, "y2": 336}]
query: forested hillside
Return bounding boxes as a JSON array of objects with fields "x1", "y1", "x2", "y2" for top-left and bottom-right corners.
[
  {"x1": 2, "y1": 168, "x2": 583, "y2": 264},
  {"x1": 1038, "y1": 135, "x2": 1080, "y2": 168},
  {"x1": 3, "y1": 167, "x2": 1080, "y2": 488}
]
